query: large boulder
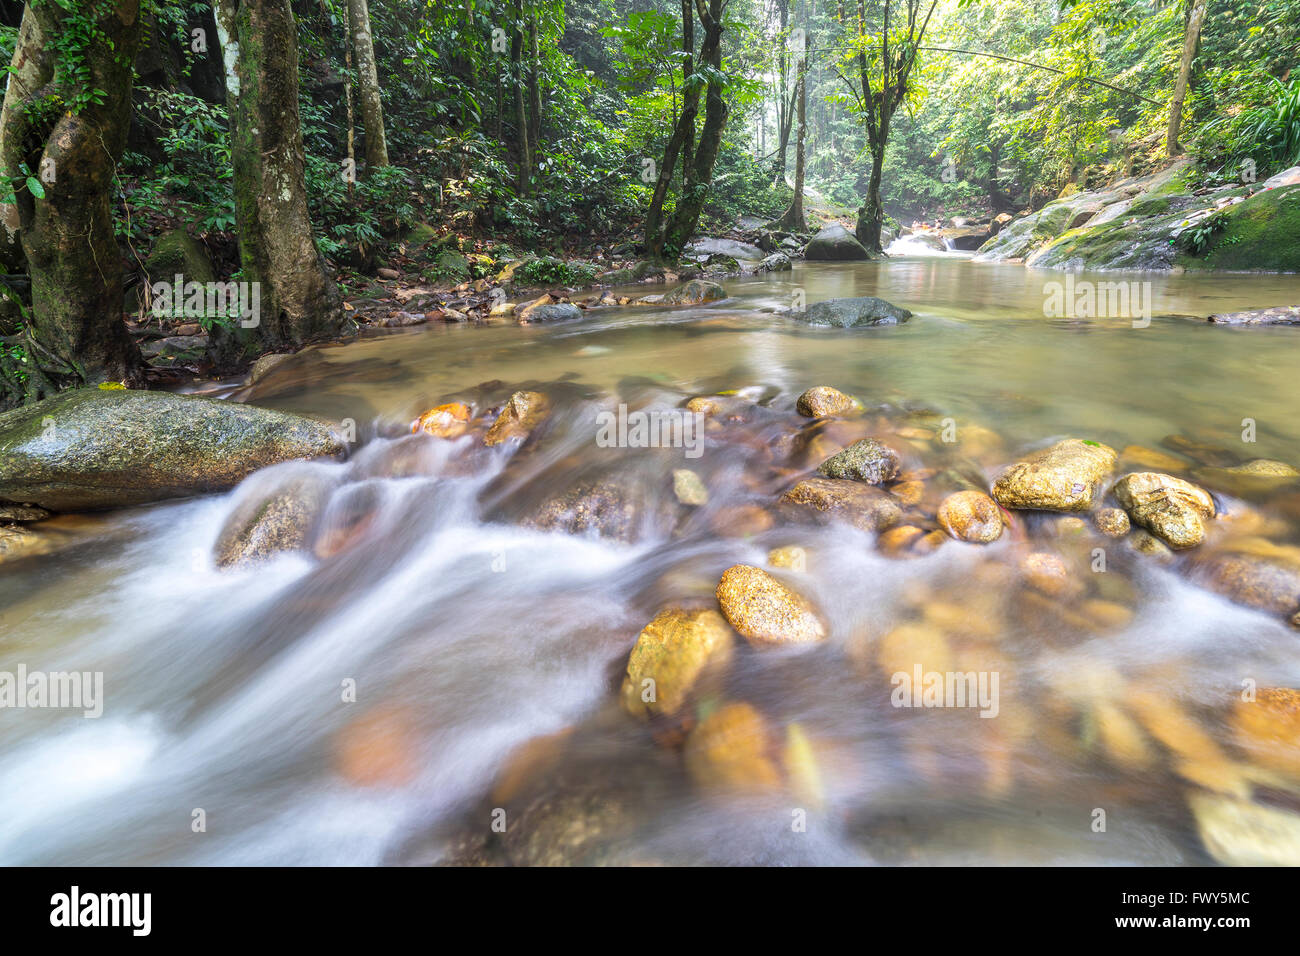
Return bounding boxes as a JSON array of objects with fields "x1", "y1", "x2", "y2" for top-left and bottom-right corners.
[
  {"x1": 0, "y1": 388, "x2": 346, "y2": 511},
  {"x1": 685, "y1": 237, "x2": 765, "y2": 261},
  {"x1": 799, "y1": 296, "x2": 911, "y2": 328},
  {"x1": 804, "y1": 224, "x2": 875, "y2": 261},
  {"x1": 1192, "y1": 538, "x2": 1300, "y2": 619},
  {"x1": 991, "y1": 438, "x2": 1117, "y2": 513}
]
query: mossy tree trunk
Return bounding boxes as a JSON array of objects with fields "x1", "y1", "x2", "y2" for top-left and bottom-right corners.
[
  {"x1": 348, "y1": 0, "x2": 388, "y2": 171},
  {"x1": 214, "y1": 0, "x2": 342, "y2": 354},
  {"x1": 1166, "y1": 0, "x2": 1208, "y2": 157},
  {"x1": 0, "y1": 0, "x2": 144, "y2": 396}
]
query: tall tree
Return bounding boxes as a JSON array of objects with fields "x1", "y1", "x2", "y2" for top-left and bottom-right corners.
[
  {"x1": 511, "y1": 0, "x2": 532, "y2": 194},
  {"x1": 215, "y1": 0, "x2": 342, "y2": 352},
  {"x1": 1166, "y1": 0, "x2": 1208, "y2": 156},
  {"x1": 645, "y1": 0, "x2": 729, "y2": 261},
  {"x1": 349, "y1": 0, "x2": 389, "y2": 170},
  {"x1": 1, "y1": 0, "x2": 144, "y2": 396},
  {"x1": 848, "y1": 0, "x2": 939, "y2": 253},
  {"x1": 774, "y1": 10, "x2": 808, "y2": 231}
]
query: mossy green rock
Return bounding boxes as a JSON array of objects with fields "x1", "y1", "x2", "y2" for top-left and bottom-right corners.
[
  {"x1": 816, "y1": 438, "x2": 901, "y2": 484},
  {"x1": 0, "y1": 389, "x2": 346, "y2": 511},
  {"x1": 801, "y1": 296, "x2": 911, "y2": 327},
  {"x1": 143, "y1": 228, "x2": 215, "y2": 285},
  {"x1": 662, "y1": 279, "x2": 726, "y2": 306}
]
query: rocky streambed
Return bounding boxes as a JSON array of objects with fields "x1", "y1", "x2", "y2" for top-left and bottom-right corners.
[{"x1": 3, "y1": 263, "x2": 1300, "y2": 866}]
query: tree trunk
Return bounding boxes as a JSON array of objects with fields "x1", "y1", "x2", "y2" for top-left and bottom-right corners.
[
  {"x1": 2, "y1": 0, "x2": 144, "y2": 392},
  {"x1": 774, "y1": 28, "x2": 807, "y2": 232},
  {"x1": 349, "y1": 0, "x2": 388, "y2": 170},
  {"x1": 527, "y1": 8, "x2": 542, "y2": 159},
  {"x1": 510, "y1": 1, "x2": 531, "y2": 195},
  {"x1": 662, "y1": 0, "x2": 728, "y2": 255},
  {"x1": 0, "y1": 6, "x2": 54, "y2": 273},
  {"x1": 215, "y1": 0, "x2": 342, "y2": 354},
  {"x1": 1166, "y1": 0, "x2": 1208, "y2": 157}
]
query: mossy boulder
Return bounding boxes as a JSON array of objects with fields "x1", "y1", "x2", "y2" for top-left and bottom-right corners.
[
  {"x1": 804, "y1": 223, "x2": 876, "y2": 261},
  {"x1": 143, "y1": 228, "x2": 214, "y2": 285},
  {"x1": 0, "y1": 388, "x2": 346, "y2": 511},
  {"x1": 1183, "y1": 183, "x2": 1300, "y2": 272}
]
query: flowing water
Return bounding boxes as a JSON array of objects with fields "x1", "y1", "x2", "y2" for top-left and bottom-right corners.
[{"x1": 4, "y1": 256, "x2": 1300, "y2": 865}]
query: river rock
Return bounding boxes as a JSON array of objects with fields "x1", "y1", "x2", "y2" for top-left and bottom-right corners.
[
  {"x1": 1194, "y1": 539, "x2": 1300, "y2": 618},
  {"x1": 684, "y1": 702, "x2": 782, "y2": 792},
  {"x1": 804, "y1": 224, "x2": 874, "y2": 261},
  {"x1": 936, "y1": 490, "x2": 1003, "y2": 543},
  {"x1": 0, "y1": 388, "x2": 345, "y2": 512},
  {"x1": 413, "y1": 402, "x2": 472, "y2": 439},
  {"x1": 796, "y1": 385, "x2": 856, "y2": 418},
  {"x1": 529, "y1": 478, "x2": 638, "y2": 541},
  {"x1": 715, "y1": 564, "x2": 826, "y2": 646},
  {"x1": 0, "y1": 504, "x2": 50, "y2": 522},
  {"x1": 816, "y1": 438, "x2": 900, "y2": 484},
  {"x1": 619, "y1": 608, "x2": 734, "y2": 719},
  {"x1": 780, "y1": 477, "x2": 901, "y2": 532},
  {"x1": 991, "y1": 438, "x2": 1117, "y2": 513},
  {"x1": 1231, "y1": 687, "x2": 1300, "y2": 779},
  {"x1": 214, "y1": 475, "x2": 330, "y2": 567},
  {"x1": 1093, "y1": 507, "x2": 1130, "y2": 537},
  {"x1": 517, "y1": 303, "x2": 582, "y2": 323},
  {"x1": 800, "y1": 296, "x2": 911, "y2": 327},
  {"x1": 1207, "y1": 306, "x2": 1300, "y2": 326},
  {"x1": 1112, "y1": 472, "x2": 1215, "y2": 549},
  {"x1": 662, "y1": 279, "x2": 726, "y2": 306},
  {"x1": 685, "y1": 237, "x2": 765, "y2": 261},
  {"x1": 671, "y1": 468, "x2": 708, "y2": 506},
  {"x1": 1190, "y1": 792, "x2": 1300, "y2": 866},
  {"x1": 484, "y1": 390, "x2": 549, "y2": 445},
  {"x1": 759, "y1": 251, "x2": 792, "y2": 272},
  {"x1": 1193, "y1": 459, "x2": 1300, "y2": 498}
]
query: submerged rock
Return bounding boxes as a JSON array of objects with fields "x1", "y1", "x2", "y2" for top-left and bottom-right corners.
[
  {"x1": 685, "y1": 702, "x2": 782, "y2": 792},
  {"x1": 1231, "y1": 687, "x2": 1300, "y2": 779},
  {"x1": 991, "y1": 438, "x2": 1117, "y2": 513},
  {"x1": 413, "y1": 402, "x2": 472, "y2": 439},
  {"x1": 484, "y1": 390, "x2": 549, "y2": 445},
  {"x1": 936, "y1": 490, "x2": 1004, "y2": 543},
  {"x1": 1190, "y1": 792, "x2": 1300, "y2": 866},
  {"x1": 816, "y1": 438, "x2": 901, "y2": 484},
  {"x1": 529, "y1": 478, "x2": 639, "y2": 541},
  {"x1": 804, "y1": 224, "x2": 875, "y2": 261},
  {"x1": 671, "y1": 468, "x2": 709, "y2": 506},
  {"x1": 1112, "y1": 472, "x2": 1215, "y2": 549},
  {"x1": 1208, "y1": 306, "x2": 1300, "y2": 326},
  {"x1": 1093, "y1": 507, "x2": 1131, "y2": 537},
  {"x1": 662, "y1": 279, "x2": 726, "y2": 306},
  {"x1": 0, "y1": 388, "x2": 345, "y2": 512},
  {"x1": 619, "y1": 608, "x2": 734, "y2": 719},
  {"x1": 517, "y1": 303, "x2": 582, "y2": 323},
  {"x1": 780, "y1": 477, "x2": 901, "y2": 532},
  {"x1": 796, "y1": 385, "x2": 857, "y2": 418},
  {"x1": 800, "y1": 296, "x2": 911, "y2": 327},
  {"x1": 715, "y1": 564, "x2": 826, "y2": 646},
  {"x1": 1194, "y1": 539, "x2": 1300, "y2": 618},
  {"x1": 214, "y1": 475, "x2": 330, "y2": 567}
]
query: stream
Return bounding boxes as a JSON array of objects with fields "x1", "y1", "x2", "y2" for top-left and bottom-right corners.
[{"x1": 3, "y1": 255, "x2": 1300, "y2": 865}]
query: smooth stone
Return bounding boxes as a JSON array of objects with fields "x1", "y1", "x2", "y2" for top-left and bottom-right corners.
[
  {"x1": 684, "y1": 702, "x2": 783, "y2": 792},
  {"x1": 672, "y1": 468, "x2": 709, "y2": 506},
  {"x1": 517, "y1": 303, "x2": 582, "y2": 323},
  {"x1": 661, "y1": 279, "x2": 726, "y2": 306},
  {"x1": 0, "y1": 388, "x2": 345, "y2": 512},
  {"x1": 1193, "y1": 539, "x2": 1300, "y2": 617},
  {"x1": 795, "y1": 385, "x2": 856, "y2": 418},
  {"x1": 619, "y1": 608, "x2": 734, "y2": 719},
  {"x1": 214, "y1": 476, "x2": 330, "y2": 567},
  {"x1": 803, "y1": 224, "x2": 874, "y2": 261},
  {"x1": 800, "y1": 296, "x2": 911, "y2": 327},
  {"x1": 1190, "y1": 792, "x2": 1300, "y2": 866},
  {"x1": 991, "y1": 438, "x2": 1117, "y2": 513},
  {"x1": 1231, "y1": 687, "x2": 1300, "y2": 779},
  {"x1": 413, "y1": 402, "x2": 471, "y2": 439},
  {"x1": 715, "y1": 564, "x2": 826, "y2": 646},
  {"x1": 936, "y1": 490, "x2": 1004, "y2": 543},
  {"x1": 1093, "y1": 507, "x2": 1131, "y2": 537}
]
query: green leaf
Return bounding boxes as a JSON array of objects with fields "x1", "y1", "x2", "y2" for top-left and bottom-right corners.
[{"x1": 25, "y1": 177, "x2": 44, "y2": 199}]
